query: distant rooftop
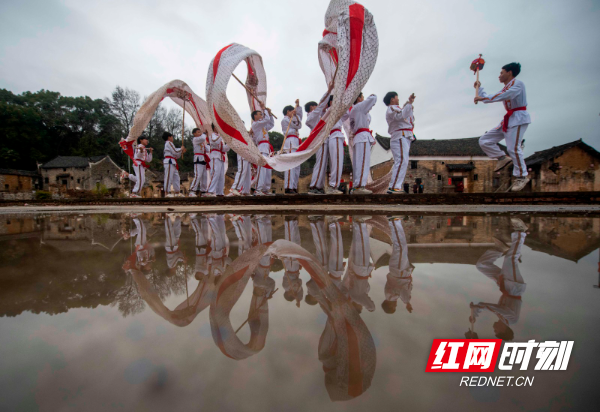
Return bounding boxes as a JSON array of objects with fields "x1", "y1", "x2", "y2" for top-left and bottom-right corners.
[
  {"x1": 41, "y1": 155, "x2": 108, "y2": 169},
  {"x1": 0, "y1": 169, "x2": 40, "y2": 177},
  {"x1": 375, "y1": 136, "x2": 505, "y2": 157},
  {"x1": 525, "y1": 139, "x2": 600, "y2": 167}
]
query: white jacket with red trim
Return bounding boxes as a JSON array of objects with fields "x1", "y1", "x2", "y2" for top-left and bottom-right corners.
[
  {"x1": 479, "y1": 79, "x2": 531, "y2": 128},
  {"x1": 349, "y1": 94, "x2": 377, "y2": 144},
  {"x1": 386, "y1": 103, "x2": 415, "y2": 139}
]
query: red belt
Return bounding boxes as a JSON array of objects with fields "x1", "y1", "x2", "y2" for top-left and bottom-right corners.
[
  {"x1": 330, "y1": 128, "x2": 342, "y2": 135},
  {"x1": 356, "y1": 128, "x2": 373, "y2": 136},
  {"x1": 258, "y1": 140, "x2": 274, "y2": 153},
  {"x1": 194, "y1": 153, "x2": 211, "y2": 169},
  {"x1": 287, "y1": 134, "x2": 300, "y2": 141},
  {"x1": 165, "y1": 156, "x2": 179, "y2": 170},
  {"x1": 502, "y1": 106, "x2": 526, "y2": 132},
  {"x1": 211, "y1": 149, "x2": 226, "y2": 162},
  {"x1": 133, "y1": 160, "x2": 150, "y2": 169}
]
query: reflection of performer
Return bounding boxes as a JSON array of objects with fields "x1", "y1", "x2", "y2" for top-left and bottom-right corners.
[
  {"x1": 283, "y1": 216, "x2": 303, "y2": 306},
  {"x1": 309, "y1": 216, "x2": 329, "y2": 268},
  {"x1": 327, "y1": 216, "x2": 346, "y2": 293},
  {"x1": 232, "y1": 215, "x2": 254, "y2": 256},
  {"x1": 344, "y1": 217, "x2": 375, "y2": 312},
  {"x1": 470, "y1": 218, "x2": 528, "y2": 341},
  {"x1": 208, "y1": 214, "x2": 231, "y2": 281},
  {"x1": 382, "y1": 218, "x2": 415, "y2": 314},
  {"x1": 122, "y1": 216, "x2": 155, "y2": 270},
  {"x1": 190, "y1": 214, "x2": 211, "y2": 280},
  {"x1": 165, "y1": 213, "x2": 186, "y2": 275},
  {"x1": 252, "y1": 215, "x2": 276, "y2": 315}
]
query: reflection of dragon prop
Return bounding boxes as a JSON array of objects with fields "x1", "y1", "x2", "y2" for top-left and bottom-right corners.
[
  {"x1": 120, "y1": 0, "x2": 378, "y2": 177},
  {"x1": 126, "y1": 237, "x2": 376, "y2": 399}
]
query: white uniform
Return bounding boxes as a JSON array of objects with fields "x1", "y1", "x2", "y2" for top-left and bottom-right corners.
[
  {"x1": 328, "y1": 115, "x2": 348, "y2": 189},
  {"x1": 307, "y1": 99, "x2": 329, "y2": 190},
  {"x1": 478, "y1": 79, "x2": 531, "y2": 177},
  {"x1": 208, "y1": 214, "x2": 231, "y2": 277},
  {"x1": 281, "y1": 106, "x2": 304, "y2": 191},
  {"x1": 207, "y1": 133, "x2": 229, "y2": 196},
  {"x1": 283, "y1": 218, "x2": 303, "y2": 305},
  {"x1": 163, "y1": 141, "x2": 183, "y2": 194},
  {"x1": 252, "y1": 110, "x2": 275, "y2": 193},
  {"x1": 253, "y1": 216, "x2": 275, "y2": 299},
  {"x1": 128, "y1": 143, "x2": 152, "y2": 195},
  {"x1": 165, "y1": 214, "x2": 185, "y2": 270},
  {"x1": 310, "y1": 218, "x2": 329, "y2": 268},
  {"x1": 232, "y1": 153, "x2": 251, "y2": 194},
  {"x1": 473, "y1": 231, "x2": 527, "y2": 327},
  {"x1": 129, "y1": 217, "x2": 155, "y2": 266},
  {"x1": 232, "y1": 215, "x2": 253, "y2": 256},
  {"x1": 385, "y1": 219, "x2": 414, "y2": 306},
  {"x1": 191, "y1": 215, "x2": 211, "y2": 277},
  {"x1": 387, "y1": 103, "x2": 415, "y2": 190},
  {"x1": 349, "y1": 95, "x2": 377, "y2": 188},
  {"x1": 344, "y1": 220, "x2": 375, "y2": 311},
  {"x1": 328, "y1": 220, "x2": 345, "y2": 291},
  {"x1": 190, "y1": 133, "x2": 209, "y2": 194}
]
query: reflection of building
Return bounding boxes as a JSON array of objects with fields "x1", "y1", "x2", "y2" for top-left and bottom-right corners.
[
  {"x1": 41, "y1": 155, "x2": 122, "y2": 191},
  {"x1": 373, "y1": 136, "x2": 501, "y2": 193},
  {"x1": 525, "y1": 216, "x2": 600, "y2": 262},
  {"x1": 497, "y1": 139, "x2": 600, "y2": 192},
  {"x1": 42, "y1": 215, "x2": 123, "y2": 251}
]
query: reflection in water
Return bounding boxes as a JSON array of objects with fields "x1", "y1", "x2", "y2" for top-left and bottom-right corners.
[{"x1": 1, "y1": 213, "x2": 599, "y2": 408}]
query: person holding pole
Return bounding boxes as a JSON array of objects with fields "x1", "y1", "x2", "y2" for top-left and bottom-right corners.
[
  {"x1": 252, "y1": 104, "x2": 275, "y2": 196},
  {"x1": 163, "y1": 131, "x2": 186, "y2": 197},
  {"x1": 206, "y1": 124, "x2": 229, "y2": 197},
  {"x1": 281, "y1": 100, "x2": 303, "y2": 194},
  {"x1": 189, "y1": 127, "x2": 210, "y2": 197},
  {"x1": 384, "y1": 91, "x2": 416, "y2": 194},
  {"x1": 349, "y1": 92, "x2": 377, "y2": 195},
  {"x1": 475, "y1": 62, "x2": 531, "y2": 192},
  {"x1": 121, "y1": 134, "x2": 153, "y2": 198}
]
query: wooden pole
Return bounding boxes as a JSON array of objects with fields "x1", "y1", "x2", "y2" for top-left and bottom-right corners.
[
  {"x1": 235, "y1": 288, "x2": 279, "y2": 334},
  {"x1": 181, "y1": 100, "x2": 186, "y2": 146},
  {"x1": 280, "y1": 115, "x2": 293, "y2": 154},
  {"x1": 475, "y1": 54, "x2": 482, "y2": 105},
  {"x1": 232, "y1": 73, "x2": 277, "y2": 119}
]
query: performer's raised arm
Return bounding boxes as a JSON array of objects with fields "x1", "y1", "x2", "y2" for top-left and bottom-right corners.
[
  {"x1": 476, "y1": 79, "x2": 524, "y2": 104},
  {"x1": 354, "y1": 93, "x2": 377, "y2": 114}
]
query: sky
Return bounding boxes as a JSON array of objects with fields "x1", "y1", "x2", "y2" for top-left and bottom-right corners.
[{"x1": 1, "y1": 0, "x2": 599, "y2": 156}]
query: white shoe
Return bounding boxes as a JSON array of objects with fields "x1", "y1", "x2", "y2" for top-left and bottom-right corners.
[
  {"x1": 230, "y1": 188, "x2": 241, "y2": 196},
  {"x1": 189, "y1": 192, "x2": 197, "y2": 197},
  {"x1": 204, "y1": 193, "x2": 216, "y2": 197},
  {"x1": 354, "y1": 215, "x2": 372, "y2": 223},
  {"x1": 511, "y1": 177, "x2": 530, "y2": 192},
  {"x1": 166, "y1": 193, "x2": 175, "y2": 198},
  {"x1": 129, "y1": 193, "x2": 141, "y2": 198},
  {"x1": 510, "y1": 218, "x2": 529, "y2": 232},
  {"x1": 254, "y1": 190, "x2": 266, "y2": 196},
  {"x1": 353, "y1": 187, "x2": 372, "y2": 195},
  {"x1": 495, "y1": 157, "x2": 513, "y2": 172},
  {"x1": 325, "y1": 186, "x2": 343, "y2": 195}
]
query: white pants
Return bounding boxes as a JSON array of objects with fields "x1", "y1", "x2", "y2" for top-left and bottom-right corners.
[
  {"x1": 389, "y1": 137, "x2": 411, "y2": 190},
  {"x1": 479, "y1": 124, "x2": 529, "y2": 177},
  {"x1": 256, "y1": 161, "x2": 272, "y2": 193},
  {"x1": 310, "y1": 143, "x2": 329, "y2": 189},
  {"x1": 208, "y1": 159, "x2": 226, "y2": 195},
  {"x1": 233, "y1": 155, "x2": 251, "y2": 194},
  {"x1": 476, "y1": 231, "x2": 526, "y2": 287},
  {"x1": 310, "y1": 220, "x2": 328, "y2": 267},
  {"x1": 328, "y1": 138, "x2": 344, "y2": 189},
  {"x1": 190, "y1": 161, "x2": 208, "y2": 193},
  {"x1": 328, "y1": 222, "x2": 344, "y2": 278},
  {"x1": 284, "y1": 149, "x2": 300, "y2": 190},
  {"x1": 163, "y1": 163, "x2": 180, "y2": 194},
  {"x1": 352, "y1": 142, "x2": 371, "y2": 188},
  {"x1": 128, "y1": 163, "x2": 145, "y2": 194}
]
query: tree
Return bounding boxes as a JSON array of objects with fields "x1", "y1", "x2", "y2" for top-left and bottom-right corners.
[{"x1": 105, "y1": 86, "x2": 140, "y2": 138}]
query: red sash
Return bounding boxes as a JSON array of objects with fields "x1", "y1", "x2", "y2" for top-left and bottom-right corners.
[
  {"x1": 356, "y1": 128, "x2": 373, "y2": 136},
  {"x1": 396, "y1": 128, "x2": 414, "y2": 132},
  {"x1": 330, "y1": 128, "x2": 342, "y2": 135},
  {"x1": 133, "y1": 160, "x2": 150, "y2": 169},
  {"x1": 258, "y1": 140, "x2": 274, "y2": 153},
  {"x1": 502, "y1": 106, "x2": 527, "y2": 132},
  {"x1": 287, "y1": 134, "x2": 300, "y2": 141},
  {"x1": 194, "y1": 153, "x2": 211, "y2": 170},
  {"x1": 165, "y1": 156, "x2": 179, "y2": 170},
  {"x1": 211, "y1": 149, "x2": 226, "y2": 162}
]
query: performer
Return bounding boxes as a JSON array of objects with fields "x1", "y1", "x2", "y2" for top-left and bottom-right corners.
[
  {"x1": 206, "y1": 125, "x2": 229, "y2": 197},
  {"x1": 306, "y1": 84, "x2": 335, "y2": 195},
  {"x1": 344, "y1": 216, "x2": 375, "y2": 312},
  {"x1": 471, "y1": 218, "x2": 528, "y2": 341},
  {"x1": 121, "y1": 135, "x2": 153, "y2": 198},
  {"x1": 309, "y1": 215, "x2": 329, "y2": 269},
  {"x1": 475, "y1": 62, "x2": 531, "y2": 192},
  {"x1": 190, "y1": 213, "x2": 211, "y2": 280},
  {"x1": 189, "y1": 127, "x2": 210, "y2": 197},
  {"x1": 283, "y1": 216, "x2": 303, "y2": 306},
  {"x1": 232, "y1": 215, "x2": 254, "y2": 256},
  {"x1": 251, "y1": 105, "x2": 275, "y2": 196},
  {"x1": 327, "y1": 216, "x2": 346, "y2": 293},
  {"x1": 382, "y1": 217, "x2": 415, "y2": 314},
  {"x1": 253, "y1": 215, "x2": 276, "y2": 303},
  {"x1": 207, "y1": 213, "x2": 231, "y2": 282},
  {"x1": 326, "y1": 95, "x2": 348, "y2": 195},
  {"x1": 164, "y1": 213, "x2": 186, "y2": 275},
  {"x1": 349, "y1": 93, "x2": 377, "y2": 195},
  {"x1": 384, "y1": 92, "x2": 416, "y2": 194},
  {"x1": 162, "y1": 132, "x2": 186, "y2": 197},
  {"x1": 122, "y1": 215, "x2": 155, "y2": 270},
  {"x1": 281, "y1": 100, "x2": 303, "y2": 194},
  {"x1": 231, "y1": 152, "x2": 251, "y2": 196}
]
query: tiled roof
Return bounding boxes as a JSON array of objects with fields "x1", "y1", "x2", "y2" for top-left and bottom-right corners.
[
  {"x1": 374, "y1": 135, "x2": 506, "y2": 157},
  {"x1": 41, "y1": 155, "x2": 108, "y2": 169},
  {"x1": 525, "y1": 139, "x2": 600, "y2": 167},
  {"x1": 0, "y1": 169, "x2": 40, "y2": 177}
]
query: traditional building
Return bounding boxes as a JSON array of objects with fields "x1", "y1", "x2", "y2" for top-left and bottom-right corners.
[
  {"x1": 0, "y1": 169, "x2": 42, "y2": 193},
  {"x1": 496, "y1": 139, "x2": 600, "y2": 192},
  {"x1": 374, "y1": 136, "x2": 501, "y2": 193},
  {"x1": 40, "y1": 155, "x2": 123, "y2": 191}
]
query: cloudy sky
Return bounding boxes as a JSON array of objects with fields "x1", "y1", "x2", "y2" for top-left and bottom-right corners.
[{"x1": 1, "y1": 0, "x2": 599, "y2": 155}]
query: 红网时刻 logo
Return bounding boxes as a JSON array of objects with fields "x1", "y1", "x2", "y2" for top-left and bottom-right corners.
[{"x1": 425, "y1": 339, "x2": 573, "y2": 372}]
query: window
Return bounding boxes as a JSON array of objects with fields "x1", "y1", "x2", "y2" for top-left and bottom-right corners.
[
  {"x1": 474, "y1": 174, "x2": 478, "y2": 181},
  {"x1": 62, "y1": 179, "x2": 67, "y2": 185},
  {"x1": 411, "y1": 161, "x2": 418, "y2": 169},
  {"x1": 437, "y1": 175, "x2": 442, "y2": 181},
  {"x1": 63, "y1": 168, "x2": 66, "y2": 172},
  {"x1": 71, "y1": 176, "x2": 74, "y2": 180},
  {"x1": 4, "y1": 184, "x2": 8, "y2": 190},
  {"x1": 415, "y1": 178, "x2": 422, "y2": 184},
  {"x1": 493, "y1": 178, "x2": 500, "y2": 187},
  {"x1": 403, "y1": 183, "x2": 410, "y2": 193},
  {"x1": 77, "y1": 178, "x2": 80, "y2": 183},
  {"x1": 44, "y1": 177, "x2": 49, "y2": 183}
]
